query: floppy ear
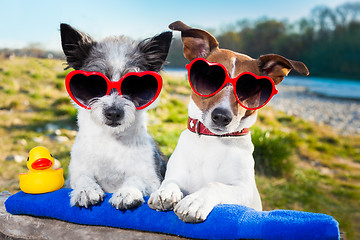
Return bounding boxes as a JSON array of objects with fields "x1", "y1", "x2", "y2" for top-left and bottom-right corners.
[
  {"x1": 169, "y1": 21, "x2": 219, "y2": 61},
  {"x1": 60, "y1": 23, "x2": 95, "y2": 70},
  {"x1": 257, "y1": 54, "x2": 309, "y2": 85},
  {"x1": 137, "y1": 31, "x2": 173, "y2": 72}
]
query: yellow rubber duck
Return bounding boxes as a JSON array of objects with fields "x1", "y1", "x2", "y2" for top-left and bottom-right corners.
[{"x1": 19, "y1": 146, "x2": 64, "y2": 194}]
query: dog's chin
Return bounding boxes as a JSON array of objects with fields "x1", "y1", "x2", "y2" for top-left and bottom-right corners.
[
  {"x1": 103, "y1": 120, "x2": 134, "y2": 135},
  {"x1": 202, "y1": 116, "x2": 238, "y2": 135},
  {"x1": 90, "y1": 113, "x2": 136, "y2": 136},
  {"x1": 105, "y1": 121, "x2": 121, "y2": 128},
  {"x1": 208, "y1": 125, "x2": 232, "y2": 135},
  {"x1": 207, "y1": 119, "x2": 246, "y2": 135}
]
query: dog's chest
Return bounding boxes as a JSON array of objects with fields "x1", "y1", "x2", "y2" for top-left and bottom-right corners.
[
  {"x1": 109, "y1": 145, "x2": 151, "y2": 182},
  {"x1": 170, "y1": 130, "x2": 255, "y2": 192},
  {"x1": 82, "y1": 133, "x2": 154, "y2": 192}
]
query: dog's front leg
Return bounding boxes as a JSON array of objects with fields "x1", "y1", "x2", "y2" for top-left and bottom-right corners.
[
  {"x1": 148, "y1": 181, "x2": 184, "y2": 211},
  {"x1": 173, "y1": 184, "x2": 219, "y2": 223},
  {"x1": 109, "y1": 176, "x2": 150, "y2": 209},
  {"x1": 70, "y1": 175, "x2": 105, "y2": 208},
  {"x1": 174, "y1": 182, "x2": 255, "y2": 223}
]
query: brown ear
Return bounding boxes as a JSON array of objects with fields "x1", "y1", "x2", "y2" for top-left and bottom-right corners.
[
  {"x1": 257, "y1": 54, "x2": 309, "y2": 85},
  {"x1": 169, "y1": 21, "x2": 219, "y2": 61}
]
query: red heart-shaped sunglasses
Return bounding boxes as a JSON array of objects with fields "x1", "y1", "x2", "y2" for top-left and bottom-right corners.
[
  {"x1": 186, "y1": 58, "x2": 278, "y2": 110},
  {"x1": 65, "y1": 70, "x2": 162, "y2": 110}
]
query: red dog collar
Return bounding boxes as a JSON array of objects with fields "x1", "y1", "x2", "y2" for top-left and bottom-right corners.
[{"x1": 187, "y1": 117, "x2": 249, "y2": 137}]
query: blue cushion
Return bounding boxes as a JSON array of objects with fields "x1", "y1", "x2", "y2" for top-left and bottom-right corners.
[{"x1": 5, "y1": 188, "x2": 339, "y2": 240}]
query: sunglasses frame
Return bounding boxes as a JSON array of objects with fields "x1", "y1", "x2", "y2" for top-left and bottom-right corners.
[
  {"x1": 65, "y1": 70, "x2": 163, "y2": 110},
  {"x1": 186, "y1": 58, "x2": 278, "y2": 110}
]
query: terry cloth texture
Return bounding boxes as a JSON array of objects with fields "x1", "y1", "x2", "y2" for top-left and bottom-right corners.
[{"x1": 5, "y1": 188, "x2": 340, "y2": 240}]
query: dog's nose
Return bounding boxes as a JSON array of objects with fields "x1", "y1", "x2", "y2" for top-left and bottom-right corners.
[
  {"x1": 104, "y1": 107, "x2": 124, "y2": 125},
  {"x1": 211, "y1": 108, "x2": 232, "y2": 127}
]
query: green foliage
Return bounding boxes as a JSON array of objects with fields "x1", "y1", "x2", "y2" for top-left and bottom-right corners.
[
  {"x1": 252, "y1": 127, "x2": 295, "y2": 177},
  {"x1": 148, "y1": 125, "x2": 182, "y2": 158},
  {"x1": 56, "y1": 70, "x2": 71, "y2": 79},
  {"x1": 163, "y1": 99, "x2": 187, "y2": 123},
  {"x1": 258, "y1": 168, "x2": 360, "y2": 239},
  {"x1": 55, "y1": 81, "x2": 65, "y2": 90}
]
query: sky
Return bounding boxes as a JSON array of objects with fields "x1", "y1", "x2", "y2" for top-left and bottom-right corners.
[{"x1": 0, "y1": 0, "x2": 352, "y2": 51}]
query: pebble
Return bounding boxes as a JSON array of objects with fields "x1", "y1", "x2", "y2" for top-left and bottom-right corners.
[
  {"x1": 51, "y1": 135, "x2": 69, "y2": 143},
  {"x1": 6, "y1": 155, "x2": 26, "y2": 163},
  {"x1": 55, "y1": 129, "x2": 62, "y2": 136},
  {"x1": 32, "y1": 136, "x2": 44, "y2": 143},
  {"x1": 0, "y1": 191, "x2": 11, "y2": 197},
  {"x1": 45, "y1": 123, "x2": 60, "y2": 132},
  {"x1": 12, "y1": 118, "x2": 22, "y2": 125},
  {"x1": 16, "y1": 139, "x2": 27, "y2": 146},
  {"x1": 270, "y1": 85, "x2": 360, "y2": 135}
]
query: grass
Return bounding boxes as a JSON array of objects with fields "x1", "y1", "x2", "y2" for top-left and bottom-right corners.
[
  {"x1": 1, "y1": 57, "x2": 360, "y2": 239},
  {"x1": 252, "y1": 127, "x2": 296, "y2": 177}
]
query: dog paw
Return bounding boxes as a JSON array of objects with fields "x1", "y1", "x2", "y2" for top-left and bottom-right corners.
[
  {"x1": 148, "y1": 183, "x2": 183, "y2": 211},
  {"x1": 109, "y1": 187, "x2": 144, "y2": 210},
  {"x1": 174, "y1": 193, "x2": 215, "y2": 223},
  {"x1": 70, "y1": 187, "x2": 104, "y2": 208}
]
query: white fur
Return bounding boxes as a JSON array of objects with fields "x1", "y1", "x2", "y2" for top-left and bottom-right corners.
[
  {"x1": 69, "y1": 106, "x2": 161, "y2": 208},
  {"x1": 230, "y1": 57, "x2": 237, "y2": 78},
  {"x1": 149, "y1": 97, "x2": 261, "y2": 222}
]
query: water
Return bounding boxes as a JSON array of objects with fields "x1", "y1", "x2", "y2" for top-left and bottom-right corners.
[
  {"x1": 163, "y1": 68, "x2": 360, "y2": 100},
  {"x1": 283, "y1": 76, "x2": 360, "y2": 100}
]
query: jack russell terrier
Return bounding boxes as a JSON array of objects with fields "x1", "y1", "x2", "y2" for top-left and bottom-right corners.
[{"x1": 148, "y1": 21, "x2": 309, "y2": 222}]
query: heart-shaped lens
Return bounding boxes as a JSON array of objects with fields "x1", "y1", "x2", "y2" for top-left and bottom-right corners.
[
  {"x1": 68, "y1": 73, "x2": 108, "y2": 107},
  {"x1": 189, "y1": 60, "x2": 226, "y2": 96},
  {"x1": 121, "y1": 74, "x2": 160, "y2": 109},
  {"x1": 235, "y1": 74, "x2": 273, "y2": 109}
]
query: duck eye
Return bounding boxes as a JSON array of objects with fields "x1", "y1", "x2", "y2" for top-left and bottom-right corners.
[
  {"x1": 50, "y1": 154, "x2": 53, "y2": 158},
  {"x1": 27, "y1": 157, "x2": 29, "y2": 162}
]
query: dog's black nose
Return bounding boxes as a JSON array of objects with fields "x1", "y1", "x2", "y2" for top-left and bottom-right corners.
[
  {"x1": 211, "y1": 108, "x2": 232, "y2": 127},
  {"x1": 104, "y1": 107, "x2": 124, "y2": 126}
]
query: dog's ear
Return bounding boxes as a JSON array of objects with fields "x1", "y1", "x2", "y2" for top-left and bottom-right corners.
[
  {"x1": 60, "y1": 23, "x2": 95, "y2": 70},
  {"x1": 169, "y1": 21, "x2": 219, "y2": 61},
  {"x1": 257, "y1": 54, "x2": 309, "y2": 85},
  {"x1": 137, "y1": 31, "x2": 173, "y2": 72}
]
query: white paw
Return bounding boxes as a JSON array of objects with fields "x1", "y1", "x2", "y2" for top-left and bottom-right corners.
[
  {"x1": 174, "y1": 193, "x2": 215, "y2": 223},
  {"x1": 109, "y1": 187, "x2": 144, "y2": 209},
  {"x1": 70, "y1": 187, "x2": 104, "y2": 208},
  {"x1": 148, "y1": 183, "x2": 183, "y2": 211}
]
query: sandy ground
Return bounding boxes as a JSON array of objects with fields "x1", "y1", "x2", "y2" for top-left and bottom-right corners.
[{"x1": 269, "y1": 85, "x2": 360, "y2": 135}]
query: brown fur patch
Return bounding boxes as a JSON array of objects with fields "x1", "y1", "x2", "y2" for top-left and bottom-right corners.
[
  {"x1": 190, "y1": 49, "x2": 260, "y2": 117},
  {"x1": 207, "y1": 50, "x2": 261, "y2": 76}
]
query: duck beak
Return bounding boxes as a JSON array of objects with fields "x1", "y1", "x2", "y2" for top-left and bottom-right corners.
[{"x1": 31, "y1": 158, "x2": 53, "y2": 170}]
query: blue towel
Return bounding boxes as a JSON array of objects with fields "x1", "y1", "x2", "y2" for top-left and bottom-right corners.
[{"x1": 5, "y1": 188, "x2": 339, "y2": 240}]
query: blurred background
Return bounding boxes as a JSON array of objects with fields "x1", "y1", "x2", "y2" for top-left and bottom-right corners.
[
  {"x1": 2, "y1": 0, "x2": 360, "y2": 100},
  {"x1": 0, "y1": 0, "x2": 359, "y2": 239}
]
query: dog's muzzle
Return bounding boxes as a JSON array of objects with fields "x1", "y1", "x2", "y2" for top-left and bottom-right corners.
[
  {"x1": 104, "y1": 107, "x2": 124, "y2": 127},
  {"x1": 211, "y1": 108, "x2": 232, "y2": 127}
]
